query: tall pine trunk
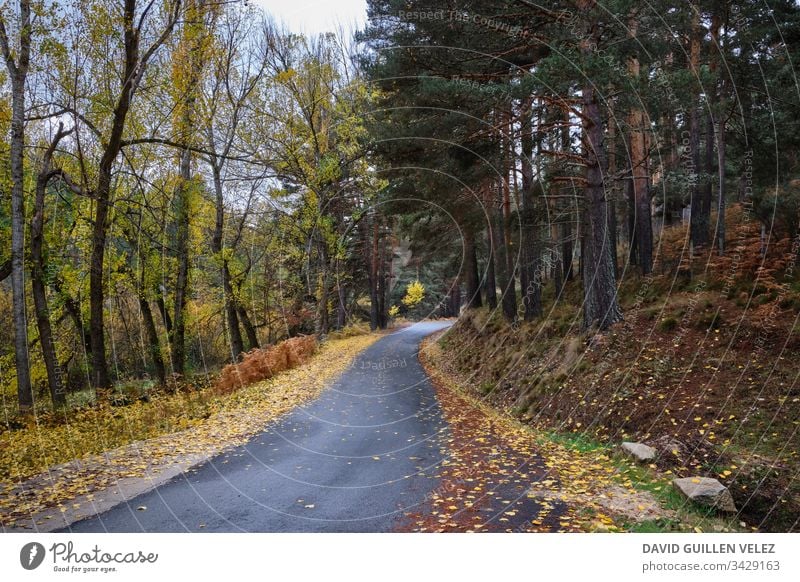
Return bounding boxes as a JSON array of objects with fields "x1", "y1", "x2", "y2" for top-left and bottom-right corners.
[
  {"x1": 519, "y1": 102, "x2": 541, "y2": 320},
  {"x1": 492, "y1": 182, "x2": 516, "y2": 321},
  {"x1": 464, "y1": 227, "x2": 482, "y2": 309},
  {"x1": 689, "y1": 6, "x2": 709, "y2": 250},
  {"x1": 711, "y1": 13, "x2": 725, "y2": 255},
  {"x1": 484, "y1": 226, "x2": 498, "y2": 309},
  {"x1": 579, "y1": 6, "x2": 623, "y2": 329}
]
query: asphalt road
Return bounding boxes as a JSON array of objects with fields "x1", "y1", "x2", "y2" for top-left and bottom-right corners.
[{"x1": 64, "y1": 321, "x2": 452, "y2": 532}]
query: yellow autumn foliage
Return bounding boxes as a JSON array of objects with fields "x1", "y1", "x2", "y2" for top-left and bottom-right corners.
[
  {"x1": 401, "y1": 280, "x2": 425, "y2": 308},
  {"x1": 0, "y1": 333, "x2": 380, "y2": 526}
]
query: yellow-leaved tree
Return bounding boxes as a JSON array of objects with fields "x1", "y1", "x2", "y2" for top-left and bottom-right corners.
[{"x1": 401, "y1": 280, "x2": 425, "y2": 309}]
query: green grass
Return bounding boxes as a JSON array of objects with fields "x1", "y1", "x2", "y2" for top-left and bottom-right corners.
[
  {"x1": 538, "y1": 429, "x2": 745, "y2": 532},
  {"x1": 538, "y1": 430, "x2": 611, "y2": 454}
]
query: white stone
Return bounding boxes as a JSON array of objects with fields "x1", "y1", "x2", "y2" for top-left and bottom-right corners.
[
  {"x1": 621, "y1": 441, "x2": 657, "y2": 462},
  {"x1": 673, "y1": 477, "x2": 737, "y2": 513}
]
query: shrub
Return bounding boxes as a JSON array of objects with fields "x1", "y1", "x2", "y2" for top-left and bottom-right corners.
[
  {"x1": 328, "y1": 322, "x2": 371, "y2": 340},
  {"x1": 215, "y1": 335, "x2": 317, "y2": 394},
  {"x1": 659, "y1": 317, "x2": 678, "y2": 332}
]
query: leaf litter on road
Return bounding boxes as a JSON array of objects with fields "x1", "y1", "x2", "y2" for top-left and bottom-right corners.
[
  {"x1": 407, "y1": 336, "x2": 673, "y2": 533},
  {"x1": 0, "y1": 334, "x2": 381, "y2": 530}
]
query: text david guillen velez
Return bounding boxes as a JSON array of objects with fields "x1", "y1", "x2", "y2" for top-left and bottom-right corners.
[{"x1": 643, "y1": 543, "x2": 776, "y2": 555}]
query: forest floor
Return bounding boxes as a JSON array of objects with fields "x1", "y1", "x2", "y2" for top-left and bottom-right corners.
[
  {"x1": 0, "y1": 332, "x2": 381, "y2": 531},
  {"x1": 415, "y1": 333, "x2": 743, "y2": 533},
  {"x1": 435, "y1": 206, "x2": 800, "y2": 532}
]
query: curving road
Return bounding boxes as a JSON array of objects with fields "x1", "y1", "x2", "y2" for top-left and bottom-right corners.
[{"x1": 63, "y1": 321, "x2": 452, "y2": 532}]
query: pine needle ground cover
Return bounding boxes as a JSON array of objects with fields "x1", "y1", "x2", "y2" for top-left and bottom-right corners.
[{"x1": 0, "y1": 333, "x2": 380, "y2": 529}]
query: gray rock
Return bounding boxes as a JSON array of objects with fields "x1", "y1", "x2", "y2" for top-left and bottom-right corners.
[
  {"x1": 621, "y1": 441, "x2": 657, "y2": 462},
  {"x1": 673, "y1": 477, "x2": 737, "y2": 513}
]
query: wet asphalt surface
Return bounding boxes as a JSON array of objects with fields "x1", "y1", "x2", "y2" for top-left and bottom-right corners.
[{"x1": 63, "y1": 322, "x2": 452, "y2": 532}]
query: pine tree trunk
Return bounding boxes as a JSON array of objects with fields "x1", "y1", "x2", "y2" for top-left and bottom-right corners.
[
  {"x1": 689, "y1": 8, "x2": 709, "y2": 250},
  {"x1": 501, "y1": 118, "x2": 517, "y2": 320},
  {"x1": 562, "y1": 219, "x2": 574, "y2": 284},
  {"x1": 377, "y1": 224, "x2": 388, "y2": 329},
  {"x1": 448, "y1": 280, "x2": 461, "y2": 316},
  {"x1": 626, "y1": 15, "x2": 653, "y2": 274},
  {"x1": 711, "y1": 13, "x2": 725, "y2": 256},
  {"x1": 552, "y1": 224, "x2": 564, "y2": 301},
  {"x1": 464, "y1": 228, "x2": 482, "y2": 309},
  {"x1": 581, "y1": 78, "x2": 623, "y2": 329},
  {"x1": 703, "y1": 110, "x2": 715, "y2": 239},
  {"x1": 716, "y1": 117, "x2": 726, "y2": 255},
  {"x1": 607, "y1": 114, "x2": 619, "y2": 277},
  {"x1": 484, "y1": 226, "x2": 498, "y2": 309},
  {"x1": 492, "y1": 184, "x2": 516, "y2": 321},
  {"x1": 626, "y1": 172, "x2": 638, "y2": 265},
  {"x1": 520, "y1": 106, "x2": 541, "y2": 320}
]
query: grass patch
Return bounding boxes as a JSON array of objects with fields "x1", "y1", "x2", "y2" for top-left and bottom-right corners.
[{"x1": 539, "y1": 430, "x2": 611, "y2": 454}]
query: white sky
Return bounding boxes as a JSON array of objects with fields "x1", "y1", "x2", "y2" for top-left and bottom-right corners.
[{"x1": 254, "y1": 0, "x2": 368, "y2": 35}]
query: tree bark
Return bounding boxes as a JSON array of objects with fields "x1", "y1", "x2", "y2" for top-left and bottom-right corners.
[
  {"x1": 367, "y1": 212, "x2": 380, "y2": 331},
  {"x1": 156, "y1": 292, "x2": 173, "y2": 334},
  {"x1": 31, "y1": 128, "x2": 71, "y2": 408},
  {"x1": 688, "y1": 6, "x2": 709, "y2": 250},
  {"x1": 579, "y1": 8, "x2": 623, "y2": 330},
  {"x1": 626, "y1": 15, "x2": 654, "y2": 274},
  {"x1": 377, "y1": 222, "x2": 389, "y2": 329},
  {"x1": 236, "y1": 304, "x2": 259, "y2": 350},
  {"x1": 519, "y1": 104, "x2": 542, "y2": 320},
  {"x1": 501, "y1": 116, "x2": 517, "y2": 321},
  {"x1": 447, "y1": 279, "x2": 461, "y2": 317},
  {"x1": 336, "y1": 283, "x2": 347, "y2": 328},
  {"x1": 606, "y1": 114, "x2": 619, "y2": 277},
  {"x1": 464, "y1": 227, "x2": 482, "y2": 309},
  {"x1": 88, "y1": 0, "x2": 176, "y2": 390},
  {"x1": 716, "y1": 116, "x2": 726, "y2": 254},
  {"x1": 0, "y1": 0, "x2": 33, "y2": 409},
  {"x1": 138, "y1": 295, "x2": 166, "y2": 386},
  {"x1": 211, "y1": 166, "x2": 244, "y2": 359},
  {"x1": 171, "y1": 146, "x2": 192, "y2": 377},
  {"x1": 484, "y1": 226, "x2": 498, "y2": 309},
  {"x1": 492, "y1": 182, "x2": 516, "y2": 321},
  {"x1": 171, "y1": 0, "x2": 211, "y2": 375},
  {"x1": 710, "y1": 13, "x2": 725, "y2": 255},
  {"x1": 562, "y1": 218, "x2": 574, "y2": 284}
]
